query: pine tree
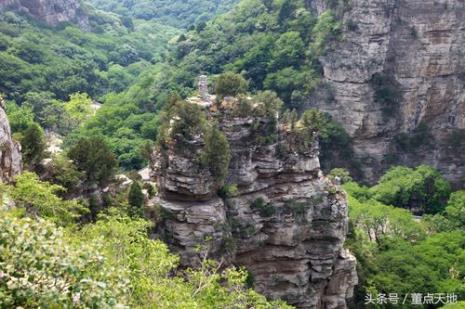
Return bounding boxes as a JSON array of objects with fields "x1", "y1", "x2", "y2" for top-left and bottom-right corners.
[
  {"x1": 21, "y1": 123, "x2": 46, "y2": 169},
  {"x1": 201, "y1": 126, "x2": 231, "y2": 185},
  {"x1": 68, "y1": 137, "x2": 117, "y2": 186},
  {"x1": 128, "y1": 182, "x2": 145, "y2": 217}
]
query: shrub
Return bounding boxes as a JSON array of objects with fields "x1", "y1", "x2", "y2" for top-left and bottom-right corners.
[
  {"x1": 19, "y1": 123, "x2": 46, "y2": 169},
  {"x1": 68, "y1": 137, "x2": 117, "y2": 186},
  {"x1": 218, "y1": 183, "x2": 239, "y2": 198},
  {"x1": 215, "y1": 72, "x2": 248, "y2": 98},
  {"x1": 394, "y1": 123, "x2": 433, "y2": 152},
  {"x1": 329, "y1": 168, "x2": 353, "y2": 184},
  {"x1": 369, "y1": 72, "x2": 402, "y2": 118},
  {"x1": 1, "y1": 172, "x2": 86, "y2": 226},
  {"x1": 200, "y1": 126, "x2": 231, "y2": 185},
  {"x1": 128, "y1": 182, "x2": 145, "y2": 217},
  {"x1": 0, "y1": 214, "x2": 128, "y2": 308},
  {"x1": 370, "y1": 165, "x2": 451, "y2": 214},
  {"x1": 251, "y1": 197, "x2": 276, "y2": 217}
]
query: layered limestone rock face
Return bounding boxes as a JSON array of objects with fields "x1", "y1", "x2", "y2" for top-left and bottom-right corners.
[
  {"x1": 309, "y1": 0, "x2": 465, "y2": 184},
  {"x1": 0, "y1": 0, "x2": 89, "y2": 28},
  {"x1": 0, "y1": 97, "x2": 22, "y2": 183},
  {"x1": 150, "y1": 98, "x2": 357, "y2": 308}
]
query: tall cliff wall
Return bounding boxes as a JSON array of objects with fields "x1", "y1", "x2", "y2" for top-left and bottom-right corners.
[
  {"x1": 150, "y1": 98, "x2": 357, "y2": 308},
  {"x1": 0, "y1": 0, "x2": 89, "y2": 28},
  {"x1": 0, "y1": 96, "x2": 22, "y2": 183},
  {"x1": 310, "y1": 0, "x2": 465, "y2": 184}
]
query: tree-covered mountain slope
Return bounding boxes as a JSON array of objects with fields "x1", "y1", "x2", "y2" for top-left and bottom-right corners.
[
  {"x1": 88, "y1": 0, "x2": 240, "y2": 28},
  {"x1": 0, "y1": 9, "x2": 178, "y2": 103}
]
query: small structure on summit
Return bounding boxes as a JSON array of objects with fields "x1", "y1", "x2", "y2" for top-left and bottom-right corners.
[
  {"x1": 187, "y1": 75, "x2": 214, "y2": 107},
  {"x1": 198, "y1": 75, "x2": 209, "y2": 101}
]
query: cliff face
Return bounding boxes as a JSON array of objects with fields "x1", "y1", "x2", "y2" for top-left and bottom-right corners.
[
  {"x1": 0, "y1": 97, "x2": 22, "y2": 183},
  {"x1": 310, "y1": 0, "x2": 465, "y2": 184},
  {"x1": 150, "y1": 98, "x2": 357, "y2": 308},
  {"x1": 0, "y1": 0, "x2": 89, "y2": 28}
]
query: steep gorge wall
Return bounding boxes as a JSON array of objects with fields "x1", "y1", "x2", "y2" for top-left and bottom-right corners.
[
  {"x1": 0, "y1": 0, "x2": 89, "y2": 27},
  {"x1": 150, "y1": 99, "x2": 357, "y2": 308},
  {"x1": 0, "y1": 96, "x2": 21, "y2": 183},
  {"x1": 310, "y1": 0, "x2": 465, "y2": 184}
]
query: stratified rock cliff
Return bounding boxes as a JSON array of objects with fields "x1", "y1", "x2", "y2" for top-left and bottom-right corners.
[
  {"x1": 0, "y1": 0, "x2": 89, "y2": 28},
  {"x1": 150, "y1": 96, "x2": 357, "y2": 308},
  {"x1": 310, "y1": 0, "x2": 465, "y2": 184},
  {"x1": 0, "y1": 96, "x2": 22, "y2": 183}
]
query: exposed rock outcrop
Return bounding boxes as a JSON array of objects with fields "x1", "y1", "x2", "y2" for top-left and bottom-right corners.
[
  {"x1": 0, "y1": 96, "x2": 22, "y2": 183},
  {"x1": 309, "y1": 0, "x2": 465, "y2": 185},
  {"x1": 0, "y1": 0, "x2": 89, "y2": 28},
  {"x1": 150, "y1": 97, "x2": 357, "y2": 308}
]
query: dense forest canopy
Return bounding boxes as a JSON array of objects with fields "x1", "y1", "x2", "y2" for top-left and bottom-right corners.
[{"x1": 88, "y1": 0, "x2": 240, "y2": 28}]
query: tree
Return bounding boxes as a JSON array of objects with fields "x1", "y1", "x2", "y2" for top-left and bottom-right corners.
[
  {"x1": 20, "y1": 123, "x2": 46, "y2": 169},
  {"x1": 445, "y1": 190, "x2": 465, "y2": 228},
  {"x1": 5, "y1": 101, "x2": 34, "y2": 133},
  {"x1": 269, "y1": 32, "x2": 304, "y2": 70},
  {"x1": 300, "y1": 109, "x2": 328, "y2": 135},
  {"x1": 128, "y1": 182, "x2": 145, "y2": 217},
  {"x1": 64, "y1": 92, "x2": 93, "y2": 129},
  {"x1": 215, "y1": 72, "x2": 248, "y2": 98},
  {"x1": 68, "y1": 137, "x2": 117, "y2": 186},
  {"x1": 23, "y1": 91, "x2": 57, "y2": 127},
  {"x1": 370, "y1": 165, "x2": 451, "y2": 214},
  {"x1": 0, "y1": 214, "x2": 128, "y2": 307},
  {"x1": 1, "y1": 172, "x2": 86, "y2": 225},
  {"x1": 201, "y1": 126, "x2": 231, "y2": 185},
  {"x1": 311, "y1": 11, "x2": 340, "y2": 56},
  {"x1": 45, "y1": 154, "x2": 83, "y2": 193},
  {"x1": 278, "y1": 0, "x2": 293, "y2": 24}
]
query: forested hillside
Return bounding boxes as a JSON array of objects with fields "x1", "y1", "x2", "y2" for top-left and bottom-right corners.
[{"x1": 88, "y1": 0, "x2": 240, "y2": 28}]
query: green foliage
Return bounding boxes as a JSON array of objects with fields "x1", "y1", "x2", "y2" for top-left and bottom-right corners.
[
  {"x1": 0, "y1": 172, "x2": 86, "y2": 225},
  {"x1": 329, "y1": 168, "x2": 353, "y2": 184},
  {"x1": 394, "y1": 122, "x2": 433, "y2": 153},
  {"x1": 128, "y1": 182, "x2": 145, "y2": 217},
  {"x1": 253, "y1": 90, "x2": 284, "y2": 117},
  {"x1": 250, "y1": 197, "x2": 276, "y2": 217},
  {"x1": 445, "y1": 191, "x2": 465, "y2": 228},
  {"x1": 0, "y1": 11, "x2": 178, "y2": 102},
  {"x1": 370, "y1": 72, "x2": 402, "y2": 118},
  {"x1": 44, "y1": 154, "x2": 83, "y2": 193},
  {"x1": 347, "y1": 192, "x2": 425, "y2": 244},
  {"x1": 0, "y1": 209, "x2": 291, "y2": 308},
  {"x1": 67, "y1": 65, "x2": 177, "y2": 170},
  {"x1": 68, "y1": 137, "x2": 117, "y2": 186},
  {"x1": 368, "y1": 232, "x2": 465, "y2": 298},
  {"x1": 215, "y1": 72, "x2": 249, "y2": 98},
  {"x1": 64, "y1": 92, "x2": 93, "y2": 129},
  {"x1": 5, "y1": 100, "x2": 34, "y2": 133},
  {"x1": 201, "y1": 126, "x2": 231, "y2": 185},
  {"x1": 157, "y1": 97, "x2": 207, "y2": 149},
  {"x1": 0, "y1": 214, "x2": 128, "y2": 308},
  {"x1": 218, "y1": 183, "x2": 239, "y2": 198},
  {"x1": 88, "y1": 0, "x2": 239, "y2": 28},
  {"x1": 345, "y1": 170, "x2": 465, "y2": 306},
  {"x1": 310, "y1": 11, "x2": 340, "y2": 56},
  {"x1": 300, "y1": 108, "x2": 328, "y2": 135},
  {"x1": 370, "y1": 165, "x2": 451, "y2": 214},
  {"x1": 19, "y1": 122, "x2": 46, "y2": 169},
  {"x1": 174, "y1": 0, "x2": 336, "y2": 107}
]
